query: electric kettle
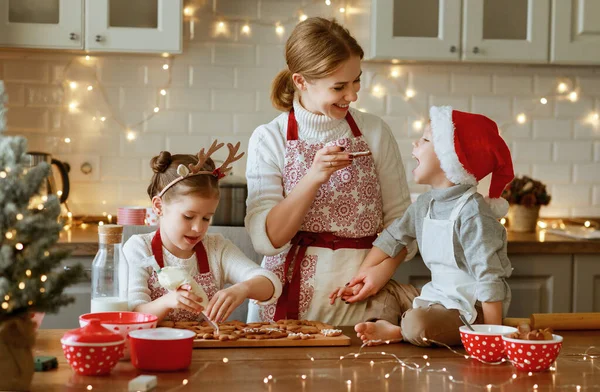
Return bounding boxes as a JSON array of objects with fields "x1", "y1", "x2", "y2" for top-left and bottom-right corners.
[{"x1": 26, "y1": 151, "x2": 70, "y2": 203}]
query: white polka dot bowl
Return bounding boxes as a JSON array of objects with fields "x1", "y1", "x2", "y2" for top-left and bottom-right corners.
[
  {"x1": 61, "y1": 319, "x2": 125, "y2": 376},
  {"x1": 502, "y1": 333, "x2": 563, "y2": 372},
  {"x1": 459, "y1": 325, "x2": 518, "y2": 363},
  {"x1": 79, "y1": 311, "x2": 158, "y2": 360}
]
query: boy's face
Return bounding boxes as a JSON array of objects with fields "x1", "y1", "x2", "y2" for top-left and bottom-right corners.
[
  {"x1": 293, "y1": 55, "x2": 362, "y2": 120},
  {"x1": 411, "y1": 123, "x2": 451, "y2": 188}
]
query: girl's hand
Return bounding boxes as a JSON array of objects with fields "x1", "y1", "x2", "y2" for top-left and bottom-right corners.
[
  {"x1": 163, "y1": 284, "x2": 205, "y2": 313},
  {"x1": 328, "y1": 282, "x2": 365, "y2": 305},
  {"x1": 307, "y1": 146, "x2": 352, "y2": 185},
  {"x1": 205, "y1": 284, "x2": 248, "y2": 323}
]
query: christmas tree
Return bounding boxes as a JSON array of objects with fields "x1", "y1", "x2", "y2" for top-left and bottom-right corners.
[{"x1": 0, "y1": 112, "x2": 84, "y2": 322}]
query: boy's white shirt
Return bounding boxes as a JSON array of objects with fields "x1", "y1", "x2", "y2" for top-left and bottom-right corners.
[
  {"x1": 245, "y1": 102, "x2": 416, "y2": 257},
  {"x1": 124, "y1": 231, "x2": 283, "y2": 311}
]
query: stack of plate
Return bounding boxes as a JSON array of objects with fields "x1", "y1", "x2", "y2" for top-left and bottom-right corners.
[{"x1": 117, "y1": 207, "x2": 146, "y2": 225}]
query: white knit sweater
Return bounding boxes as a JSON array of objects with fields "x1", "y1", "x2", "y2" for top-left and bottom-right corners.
[
  {"x1": 245, "y1": 96, "x2": 416, "y2": 256},
  {"x1": 124, "y1": 231, "x2": 283, "y2": 310}
]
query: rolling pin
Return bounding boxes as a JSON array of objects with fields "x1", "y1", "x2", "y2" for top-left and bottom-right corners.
[{"x1": 503, "y1": 313, "x2": 600, "y2": 330}]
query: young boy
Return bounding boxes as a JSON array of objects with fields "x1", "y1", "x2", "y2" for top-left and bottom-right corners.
[{"x1": 330, "y1": 106, "x2": 514, "y2": 346}]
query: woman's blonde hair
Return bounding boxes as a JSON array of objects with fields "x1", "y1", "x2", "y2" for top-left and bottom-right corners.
[
  {"x1": 147, "y1": 151, "x2": 220, "y2": 202},
  {"x1": 271, "y1": 17, "x2": 364, "y2": 112}
]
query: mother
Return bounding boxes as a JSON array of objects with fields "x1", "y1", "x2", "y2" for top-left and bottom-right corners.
[{"x1": 245, "y1": 17, "x2": 414, "y2": 326}]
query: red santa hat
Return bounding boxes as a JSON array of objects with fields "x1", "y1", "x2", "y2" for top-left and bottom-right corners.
[{"x1": 429, "y1": 106, "x2": 514, "y2": 218}]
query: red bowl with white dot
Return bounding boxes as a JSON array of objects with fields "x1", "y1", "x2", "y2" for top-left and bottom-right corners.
[
  {"x1": 79, "y1": 311, "x2": 158, "y2": 359},
  {"x1": 61, "y1": 319, "x2": 125, "y2": 376},
  {"x1": 502, "y1": 333, "x2": 563, "y2": 372},
  {"x1": 460, "y1": 325, "x2": 518, "y2": 363}
]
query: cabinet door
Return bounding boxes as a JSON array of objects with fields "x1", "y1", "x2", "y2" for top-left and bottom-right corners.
[
  {"x1": 371, "y1": 0, "x2": 461, "y2": 61},
  {"x1": 0, "y1": 0, "x2": 83, "y2": 49},
  {"x1": 551, "y1": 0, "x2": 600, "y2": 64},
  {"x1": 462, "y1": 0, "x2": 550, "y2": 63},
  {"x1": 85, "y1": 0, "x2": 182, "y2": 53},
  {"x1": 506, "y1": 255, "x2": 572, "y2": 317},
  {"x1": 573, "y1": 255, "x2": 600, "y2": 312}
]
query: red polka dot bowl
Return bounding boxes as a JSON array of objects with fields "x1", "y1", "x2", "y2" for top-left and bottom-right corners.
[
  {"x1": 502, "y1": 333, "x2": 563, "y2": 372},
  {"x1": 61, "y1": 319, "x2": 125, "y2": 376},
  {"x1": 79, "y1": 311, "x2": 158, "y2": 359},
  {"x1": 459, "y1": 325, "x2": 518, "y2": 363}
]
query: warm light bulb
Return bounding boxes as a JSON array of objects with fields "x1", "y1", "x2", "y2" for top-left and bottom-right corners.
[
  {"x1": 390, "y1": 68, "x2": 401, "y2": 78},
  {"x1": 325, "y1": 0, "x2": 331, "y2": 5},
  {"x1": 339, "y1": 7, "x2": 346, "y2": 13},
  {"x1": 385, "y1": 374, "x2": 390, "y2": 379},
  {"x1": 540, "y1": 97, "x2": 548, "y2": 104},
  {"x1": 40, "y1": 288, "x2": 45, "y2": 293},
  {"x1": 18, "y1": 282, "x2": 25, "y2": 290},
  {"x1": 584, "y1": 221, "x2": 591, "y2": 227},
  {"x1": 1, "y1": 303, "x2": 8, "y2": 310},
  {"x1": 413, "y1": 120, "x2": 424, "y2": 131},
  {"x1": 557, "y1": 82, "x2": 568, "y2": 93},
  {"x1": 183, "y1": 7, "x2": 193, "y2": 16},
  {"x1": 37, "y1": 204, "x2": 44, "y2": 210},
  {"x1": 406, "y1": 89, "x2": 415, "y2": 98},
  {"x1": 87, "y1": 85, "x2": 93, "y2": 91},
  {"x1": 372, "y1": 84, "x2": 385, "y2": 97},
  {"x1": 0, "y1": 171, "x2": 6, "y2": 178},
  {"x1": 182, "y1": 379, "x2": 188, "y2": 386},
  {"x1": 126, "y1": 131, "x2": 136, "y2": 141},
  {"x1": 275, "y1": 25, "x2": 285, "y2": 35},
  {"x1": 26, "y1": 270, "x2": 31, "y2": 277},
  {"x1": 346, "y1": 380, "x2": 351, "y2": 385},
  {"x1": 68, "y1": 102, "x2": 78, "y2": 110},
  {"x1": 568, "y1": 91, "x2": 578, "y2": 102},
  {"x1": 69, "y1": 81, "x2": 77, "y2": 89},
  {"x1": 517, "y1": 113, "x2": 527, "y2": 124},
  {"x1": 162, "y1": 64, "x2": 169, "y2": 70},
  {"x1": 16, "y1": 214, "x2": 23, "y2": 220},
  {"x1": 218, "y1": 22, "x2": 225, "y2": 29},
  {"x1": 500, "y1": 217, "x2": 506, "y2": 225},
  {"x1": 64, "y1": 137, "x2": 71, "y2": 143},
  {"x1": 299, "y1": 14, "x2": 308, "y2": 22},
  {"x1": 223, "y1": 358, "x2": 229, "y2": 363},
  {"x1": 15, "y1": 243, "x2": 23, "y2": 250},
  {"x1": 87, "y1": 385, "x2": 93, "y2": 391},
  {"x1": 161, "y1": 52, "x2": 169, "y2": 58},
  {"x1": 241, "y1": 24, "x2": 250, "y2": 34},
  {"x1": 592, "y1": 113, "x2": 599, "y2": 121},
  {"x1": 153, "y1": 107, "x2": 160, "y2": 113},
  {"x1": 85, "y1": 55, "x2": 91, "y2": 61},
  {"x1": 160, "y1": 89, "x2": 167, "y2": 96},
  {"x1": 41, "y1": 275, "x2": 47, "y2": 282},
  {"x1": 538, "y1": 221, "x2": 548, "y2": 229},
  {"x1": 100, "y1": 117, "x2": 106, "y2": 122},
  {"x1": 301, "y1": 375, "x2": 307, "y2": 380},
  {"x1": 67, "y1": 212, "x2": 73, "y2": 218},
  {"x1": 98, "y1": 221, "x2": 104, "y2": 226}
]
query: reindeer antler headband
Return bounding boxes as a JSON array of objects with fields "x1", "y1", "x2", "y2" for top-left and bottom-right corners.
[{"x1": 157, "y1": 140, "x2": 245, "y2": 198}]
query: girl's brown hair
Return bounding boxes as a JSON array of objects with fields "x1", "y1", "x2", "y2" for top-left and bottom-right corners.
[
  {"x1": 147, "y1": 151, "x2": 219, "y2": 202},
  {"x1": 271, "y1": 17, "x2": 364, "y2": 112}
]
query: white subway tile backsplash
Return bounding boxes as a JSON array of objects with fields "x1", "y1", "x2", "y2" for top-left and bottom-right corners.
[
  {"x1": 553, "y1": 141, "x2": 593, "y2": 163},
  {"x1": 69, "y1": 182, "x2": 119, "y2": 210},
  {"x1": 100, "y1": 157, "x2": 141, "y2": 180},
  {"x1": 70, "y1": 133, "x2": 122, "y2": 156},
  {"x1": 166, "y1": 135, "x2": 211, "y2": 154},
  {"x1": 555, "y1": 97, "x2": 594, "y2": 117},
  {"x1": 235, "y1": 23, "x2": 288, "y2": 45},
  {"x1": 501, "y1": 123, "x2": 531, "y2": 140},
  {"x1": 451, "y1": 74, "x2": 492, "y2": 94},
  {"x1": 98, "y1": 61, "x2": 146, "y2": 86},
  {"x1": 118, "y1": 182, "x2": 150, "y2": 207},
  {"x1": 211, "y1": 89, "x2": 256, "y2": 112},
  {"x1": 574, "y1": 121, "x2": 600, "y2": 139},
  {"x1": 551, "y1": 184, "x2": 591, "y2": 207},
  {"x1": 571, "y1": 207, "x2": 600, "y2": 216},
  {"x1": 512, "y1": 141, "x2": 552, "y2": 163},
  {"x1": 147, "y1": 63, "x2": 190, "y2": 87},
  {"x1": 25, "y1": 86, "x2": 64, "y2": 107},
  {"x1": 6, "y1": 107, "x2": 48, "y2": 131},
  {"x1": 234, "y1": 112, "x2": 276, "y2": 134},
  {"x1": 191, "y1": 65, "x2": 235, "y2": 88},
  {"x1": 513, "y1": 96, "x2": 553, "y2": 118},
  {"x1": 593, "y1": 186, "x2": 600, "y2": 205},
  {"x1": 533, "y1": 76, "x2": 558, "y2": 95},
  {"x1": 256, "y1": 45, "x2": 286, "y2": 67},
  {"x1": 387, "y1": 94, "x2": 427, "y2": 117},
  {"x1": 409, "y1": 72, "x2": 450, "y2": 94},
  {"x1": 532, "y1": 119, "x2": 572, "y2": 140},
  {"x1": 145, "y1": 111, "x2": 190, "y2": 133},
  {"x1": 259, "y1": 1, "x2": 300, "y2": 20},
  {"x1": 493, "y1": 75, "x2": 533, "y2": 95},
  {"x1": 4, "y1": 83, "x2": 25, "y2": 107},
  {"x1": 122, "y1": 87, "x2": 158, "y2": 110},
  {"x1": 235, "y1": 67, "x2": 279, "y2": 89},
  {"x1": 471, "y1": 96, "x2": 512, "y2": 121},
  {"x1": 214, "y1": 43, "x2": 256, "y2": 66},
  {"x1": 166, "y1": 88, "x2": 210, "y2": 111},
  {"x1": 216, "y1": 0, "x2": 259, "y2": 19},
  {"x1": 576, "y1": 77, "x2": 600, "y2": 95},
  {"x1": 190, "y1": 112, "x2": 234, "y2": 134},
  {"x1": 354, "y1": 94, "x2": 385, "y2": 116},
  {"x1": 429, "y1": 96, "x2": 470, "y2": 112},
  {"x1": 532, "y1": 164, "x2": 571, "y2": 184},
  {"x1": 3, "y1": 62, "x2": 49, "y2": 83},
  {"x1": 56, "y1": 154, "x2": 100, "y2": 182},
  {"x1": 382, "y1": 116, "x2": 408, "y2": 138},
  {"x1": 512, "y1": 163, "x2": 531, "y2": 176},
  {"x1": 539, "y1": 205, "x2": 570, "y2": 218},
  {"x1": 595, "y1": 142, "x2": 600, "y2": 161},
  {"x1": 120, "y1": 134, "x2": 165, "y2": 157},
  {"x1": 574, "y1": 163, "x2": 600, "y2": 184}
]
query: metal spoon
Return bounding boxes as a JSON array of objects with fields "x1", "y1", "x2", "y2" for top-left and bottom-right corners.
[{"x1": 459, "y1": 314, "x2": 475, "y2": 331}]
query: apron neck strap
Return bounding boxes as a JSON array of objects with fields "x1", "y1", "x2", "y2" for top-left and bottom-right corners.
[
  {"x1": 426, "y1": 187, "x2": 478, "y2": 221},
  {"x1": 286, "y1": 109, "x2": 362, "y2": 141},
  {"x1": 151, "y1": 228, "x2": 210, "y2": 273}
]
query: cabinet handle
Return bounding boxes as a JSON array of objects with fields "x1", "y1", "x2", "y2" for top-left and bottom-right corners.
[
  {"x1": 95, "y1": 35, "x2": 103, "y2": 43},
  {"x1": 450, "y1": 45, "x2": 457, "y2": 53},
  {"x1": 472, "y1": 46, "x2": 480, "y2": 54},
  {"x1": 69, "y1": 32, "x2": 77, "y2": 40}
]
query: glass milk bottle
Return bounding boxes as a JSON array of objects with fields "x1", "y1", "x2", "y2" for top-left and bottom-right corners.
[{"x1": 91, "y1": 224, "x2": 129, "y2": 312}]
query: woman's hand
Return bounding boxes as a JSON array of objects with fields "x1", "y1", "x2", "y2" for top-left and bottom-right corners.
[
  {"x1": 163, "y1": 284, "x2": 205, "y2": 313},
  {"x1": 307, "y1": 145, "x2": 352, "y2": 186},
  {"x1": 328, "y1": 282, "x2": 365, "y2": 305},
  {"x1": 205, "y1": 284, "x2": 249, "y2": 323}
]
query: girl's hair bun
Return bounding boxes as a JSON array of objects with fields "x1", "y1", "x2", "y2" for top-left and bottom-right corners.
[{"x1": 151, "y1": 151, "x2": 172, "y2": 173}]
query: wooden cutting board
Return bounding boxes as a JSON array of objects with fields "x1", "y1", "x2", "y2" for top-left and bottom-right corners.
[{"x1": 193, "y1": 333, "x2": 351, "y2": 348}]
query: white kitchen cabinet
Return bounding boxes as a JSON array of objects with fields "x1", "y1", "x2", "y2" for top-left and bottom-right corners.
[
  {"x1": 0, "y1": 0, "x2": 181, "y2": 53},
  {"x1": 0, "y1": 0, "x2": 83, "y2": 49},
  {"x1": 85, "y1": 0, "x2": 182, "y2": 54},
  {"x1": 551, "y1": 0, "x2": 600, "y2": 64},
  {"x1": 573, "y1": 255, "x2": 600, "y2": 312},
  {"x1": 462, "y1": 0, "x2": 550, "y2": 63},
  {"x1": 348, "y1": 0, "x2": 552, "y2": 63}
]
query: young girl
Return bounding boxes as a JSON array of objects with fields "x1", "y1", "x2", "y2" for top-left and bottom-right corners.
[
  {"x1": 245, "y1": 17, "x2": 415, "y2": 326},
  {"x1": 331, "y1": 106, "x2": 514, "y2": 346},
  {"x1": 124, "y1": 141, "x2": 282, "y2": 323}
]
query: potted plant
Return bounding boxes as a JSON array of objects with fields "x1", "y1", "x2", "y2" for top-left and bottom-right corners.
[
  {"x1": 501, "y1": 175, "x2": 552, "y2": 232},
  {"x1": 0, "y1": 133, "x2": 85, "y2": 388}
]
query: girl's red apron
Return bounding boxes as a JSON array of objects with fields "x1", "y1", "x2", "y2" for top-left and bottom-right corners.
[
  {"x1": 247, "y1": 109, "x2": 384, "y2": 326},
  {"x1": 146, "y1": 229, "x2": 219, "y2": 322}
]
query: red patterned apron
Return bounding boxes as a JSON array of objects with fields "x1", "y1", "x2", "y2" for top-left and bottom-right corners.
[
  {"x1": 147, "y1": 229, "x2": 219, "y2": 322},
  {"x1": 250, "y1": 109, "x2": 384, "y2": 325}
]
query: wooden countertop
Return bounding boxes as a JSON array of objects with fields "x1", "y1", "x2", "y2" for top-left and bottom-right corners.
[
  {"x1": 57, "y1": 225, "x2": 600, "y2": 257},
  {"x1": 31, "y1": 328, "x2": 600, "y2": 391}
]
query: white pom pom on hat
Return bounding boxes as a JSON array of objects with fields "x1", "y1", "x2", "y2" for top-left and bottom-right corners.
[{"x1": 429, "y1": 106, "x2": 514, "y2": 218}]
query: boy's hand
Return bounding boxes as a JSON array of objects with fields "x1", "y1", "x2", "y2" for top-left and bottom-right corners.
[
  {"x1": 344, "y1": 263, "x2": 392, "y2": 303},
  {"x1": 328, "y1": 282, "x2": 365, "y2": 305},
  {"x1": 205, "y1": 284, "x2": 248, "y2": 323}
]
